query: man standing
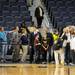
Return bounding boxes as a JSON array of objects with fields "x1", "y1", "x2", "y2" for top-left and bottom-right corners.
[
  {"x1": 35, "y1": 6, "x2": 44, "y2": 28},
  {"x1": 46, "y1": 31, "x2": 54, "y2": 63},
  {"x1": 11, "y1": 26, "x2": 20, "y2": 62},
  {"x1": 53, "y1": 30, "x2": 64, "y2": 66}
]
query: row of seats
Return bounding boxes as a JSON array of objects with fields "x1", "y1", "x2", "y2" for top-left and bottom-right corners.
[
  {"x1": 45, "y1": 0, "x2": 75, "y2": 7},
  {"x1": 43, "y1": 0, "x2": 75, "y2": 30},
  {"x1": 0, "y1": 0, "x2": 31, "y2": 30},
  {"x1": 0, "y1": 2, "x2": 27, "y2": 11},
  {"x1": 0, "y1": 10, "x2": 30, "y2": 16},
  {"x1": 0, "y1": 15, "x2": 31, "y2": 22},
  {"x1": 0, "y1": 0, "x2": 27, "y2": 6},
  {"x1": 0, "y1": 0, "x2": 27, "y2": 2}
]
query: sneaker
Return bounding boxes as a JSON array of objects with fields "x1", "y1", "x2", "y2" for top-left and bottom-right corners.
[{"x1": 69, "y1": 63, "x2": 74, "y2": 66}]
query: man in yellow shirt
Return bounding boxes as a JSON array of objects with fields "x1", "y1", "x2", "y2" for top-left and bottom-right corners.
[{"x1": 52, "y1": 30, "x2": 64, "y2": 66}]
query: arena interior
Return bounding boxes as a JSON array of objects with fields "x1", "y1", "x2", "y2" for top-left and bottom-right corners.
[{"x1": 0, "y1": 0, "x2": 75, "y2": 75}]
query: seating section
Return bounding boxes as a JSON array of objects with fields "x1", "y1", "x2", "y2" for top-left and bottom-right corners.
[
  {"x1": 0, "y1": 0, "x2": 31, "y2": 30},
  {"x1": 43, "y1": 0, "x2": 75, "y2": 30}
]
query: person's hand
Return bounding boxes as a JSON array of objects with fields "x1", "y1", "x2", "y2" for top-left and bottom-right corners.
[
  {"x1": 29, "y1": 46, "x2": 32, "y2": 48},
  {"x1": 67, "y1": 40, "x2": 70, "y2": 43},
  {"x1": 37, "y1": 43, "x2": 41, "y2": 45},
  {"x1": 54, "y1": 41, "x2": 57, "y2": 44},
  {"x1": 45, "y1": 48, "x2": 47, "y2": 51}
]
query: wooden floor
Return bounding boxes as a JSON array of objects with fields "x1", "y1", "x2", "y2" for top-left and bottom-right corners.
[{"x1": 0, "y1": 64, "x2": 75, "y2": 75}]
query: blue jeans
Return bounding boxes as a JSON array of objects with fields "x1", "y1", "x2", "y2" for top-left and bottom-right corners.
[{"x1": 1, "y1": 42, "x2": 7, "y2": 59}]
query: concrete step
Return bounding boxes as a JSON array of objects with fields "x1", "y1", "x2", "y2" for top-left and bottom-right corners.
[{"x1": 28, "y1": 0, "x2": 53, "y2": 31}]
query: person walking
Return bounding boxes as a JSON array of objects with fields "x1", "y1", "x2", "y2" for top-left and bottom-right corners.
[{"x1": 35, "y1": 6, "x2": 44, "y2": 28}]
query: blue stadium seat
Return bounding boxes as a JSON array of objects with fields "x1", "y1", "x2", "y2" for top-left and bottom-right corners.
[
  {"x1": 2, "y1": 1, "x2": 9, "y2": 6},
  {"x1": 55, "y1": 17, "x2": 63, "y2": 22},
  {"x1": 25, "y1": 22, "x2": 31, "y2": 26},
  {"x1": 9, "y1": 2, "x2": 18, "y2": 6},
  {"x1": 3, "y1": 10, "x2": 11, "y2": 16},
  {"x1": 70, "y1": 12, "x2": 75, "y2": 17},
  {"x1": 10, "y1": 5, "x2": 19, "y2": 11},
  {"x1": 5, "y1": 21, "x2": 14, "y2": 27},
  {"x1": 60, "y1": 12, "x2": 70, "y2": 17},
  {"x1": 18, "y1": 2, "x2": 26, "y2": 6},
  {"x1": 18, "y1": 0, "x2": 25, "y2": 2},
  {"x1": 47, "y1": 1, "x2": 56, "y2": 12},
  {"x1": 51, "y1": 7, "x2": 58, "y2": 12},
  {"x1": 0, "y1": 0, "x2": 7, "y2": 2},
  {"x1": 65, "y1": 22, "x2": 73, "y2": 25},
  {"x1": 66, "y1": 1, "x2": 74, "y2": 7},
  {"x1": 67, "y1": 7, "x2": 75, "y2": 12},
  {"x1": 57, "y1": 21, "x2": 65, "y2": 27},
  {"x1": 20, "y1": 11, "x2": 30, "y2": 16},
  {"x1": 0, "y1": 4, "x2": 3, "y2": 11},
  {"x1": 58, "y1": 7, "x2": 67, "y2": 11},
  {"x1": 48, "y1": 1, "x2": 56, "y2": 8},
  {"x1": 0, "y1": 16, "x2": 3, "y2": 21},
  {"x1": 14, "y1": 16, "x2": 22, "y2": 22},
  {"x1": 25, "y1": 16, "x2": 31, "y2": 22},
  {"x1": 0, "y1": 21, "x2": 3, "y2": 25},
  {"x1": 4, "y1": 16, "x2": 13, "y2": 22},
  {"x1": 71, "y1": 17, "x2": 75, "y2": 24},
  {"x1": 20, "y1": 6, "x2": 27, "y2": 11},
  {"x1": 53, "y1": 12, "x2": 61, "y2": 17},
  {"x1": 57, "y1": 8, "x2": 67, "y2": 14},
  {"x1": 44, "y1": 0, "x2": 75, "y2": 29},
  {"x1": 0, "y1": 0, "x2": 30, "y2": 28},
  {"x1": 15, "y1": 22, "x2": 22, "y2": 26},
  {"x1": 63, "y1": 16, "x2": 72, "y2": 25},
  {"x1": 9, "y1": 0, "x2": 17, "y2": 3},
  {"x1": 56, "y1": 1, "x2": 66, "y2": 7},
  {"x1": 0, "y1": 12, "x2": 2, "y2": 16},
  {"x1": 3, "y1": 5, "x2": 10, "y2": 11},
  {"x1": 11, "y1": 11, "x2": 20, "y2": 16}
]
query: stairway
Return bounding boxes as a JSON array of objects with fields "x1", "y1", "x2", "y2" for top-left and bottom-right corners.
[{"x1": 29, "y1": 0, "x2": 53, "y2": 34}]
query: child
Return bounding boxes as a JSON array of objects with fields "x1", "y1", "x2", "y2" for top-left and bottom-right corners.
[{"x1": 41, "y1": 37, "x2": 49, "y2": 63}]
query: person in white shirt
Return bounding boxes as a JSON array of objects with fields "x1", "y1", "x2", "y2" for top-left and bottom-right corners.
[
  {"x1": 63, "y1": 26, "x2": 75, "y2": 65},
  {"x1": 69, "y1": 29, "x2": 75, "y2": 65},
  {"x1": 62, "y1": 27, "x2": 71, "y2": 65}
]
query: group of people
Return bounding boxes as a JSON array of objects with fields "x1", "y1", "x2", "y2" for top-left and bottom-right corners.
[
  {"x1": 62, "y1": 26, "x2": 75, "y2": 65},
  {"x1": 0, "y1": 22, "x2": 75, "y2": 66},
  {"x1": 0, "y1": 23, "x2": 52, "y2": 63},
  {"x1": 0, "y1": 5, "x2": 45, "y2": 63},
  {"x1": 0, "y1": 5, "x2": 75, "y2": 66},
  {"x1": 0, "y1": 26, "x2": 21, "y2": 62}
]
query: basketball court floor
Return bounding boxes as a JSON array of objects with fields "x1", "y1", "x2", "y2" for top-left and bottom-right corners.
[{"x1": 0, "y1": 64, "x2": 75, "y2": 75}]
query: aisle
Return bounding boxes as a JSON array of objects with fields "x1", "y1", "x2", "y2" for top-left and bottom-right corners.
[{"x1": 29, "y1": 0, "x2": 52, "y2": 30}]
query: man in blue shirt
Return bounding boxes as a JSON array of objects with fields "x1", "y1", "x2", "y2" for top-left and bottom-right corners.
[{"x1": 0, "y1": 27, "x2": 7, "y2": 62}]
